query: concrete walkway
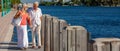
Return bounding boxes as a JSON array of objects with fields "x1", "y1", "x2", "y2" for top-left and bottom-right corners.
[
  {"x1": 0, "y1": 42, "x2": 44, "y2": 51},
  {"x1": 0, "y1": 10, "x2": 44, "y2": 51},
  {"x1": 0, "y1": 10, "x2": 16, "y2": 43}
]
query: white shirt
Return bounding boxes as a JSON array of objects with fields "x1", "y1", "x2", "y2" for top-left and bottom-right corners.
[{"x1": 29, "y1": 8, "x2": 42, "y2": 27}]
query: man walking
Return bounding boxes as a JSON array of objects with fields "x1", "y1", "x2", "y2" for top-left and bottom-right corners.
[{"x1": 29, "y1": 1, "x2": 42, "y2": 48}]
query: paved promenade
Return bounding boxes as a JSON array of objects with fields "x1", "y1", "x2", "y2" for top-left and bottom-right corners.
[
  {"x1": 0, "y1": 10, "x2": 44, "y2": 51},
  {"x1": 0, "y1": 11, "x2": 16, "y2": 43}
]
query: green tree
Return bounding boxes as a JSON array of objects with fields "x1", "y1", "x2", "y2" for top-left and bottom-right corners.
[
  {"x1": 0, "y1": 0, "x2": 1, "y2": 12},
  {"x1": 10, "y1": 0, "x2": 21, "y2": 4}
]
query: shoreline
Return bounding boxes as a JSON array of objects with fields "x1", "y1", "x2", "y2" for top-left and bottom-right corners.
[{"x1": 38, "y1": 5, "x2": 120, "y2": 7}]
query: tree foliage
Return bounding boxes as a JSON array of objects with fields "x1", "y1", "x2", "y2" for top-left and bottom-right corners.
[{"x1": 10, "y1": 0, "x2": 21, "y2": 4}]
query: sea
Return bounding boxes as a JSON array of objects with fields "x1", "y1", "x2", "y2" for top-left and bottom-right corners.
[{"x1": 12, "y1": 6, "x2": 120, "y2": 42}]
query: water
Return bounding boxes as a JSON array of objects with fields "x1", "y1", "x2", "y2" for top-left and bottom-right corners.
[{"x1": 12, "y1": 6, "x2": 120, "y2": 42}]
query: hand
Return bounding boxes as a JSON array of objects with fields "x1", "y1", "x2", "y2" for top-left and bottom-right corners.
[
  {"x1": 29, "y1": 25, "x2": 33, "y2": 29},
  {"x1": 11, "y1": 23, "x2": 14, "y2": 25}
]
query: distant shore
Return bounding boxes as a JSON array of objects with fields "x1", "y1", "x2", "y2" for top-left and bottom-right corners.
[{"x1": 37, "y1": 1, "x2": 120, "y2": 7}]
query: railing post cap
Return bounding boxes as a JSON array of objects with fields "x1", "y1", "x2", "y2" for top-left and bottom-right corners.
[
  {"x1": 59, "y1": 19, "x2": 66, "y2": 22},
  {"x1": 52, "y1": 16, "x2": 58, "y2": 19},
  {"x1": 43, "y1": 14, "x2": 51, "y2": 16},
  {"x1": 66, "y1": 26, "x2": 86, "y2": 30},
  {"x1": 93, "y1": 38, "x2": 120, "y2": 43},
  {"x1": 94, "y1": 42, "x2": 105, "y2": 46}
]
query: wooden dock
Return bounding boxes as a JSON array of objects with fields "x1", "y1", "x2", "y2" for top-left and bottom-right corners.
[
  {"x1": 41, "y1": 15, "x2": 89, "y2": 51},
  {"x1": 0, "y1": 10, "x2": 120, "y2": 51},
  {"x1": 0, "y1": 11, "x2": 16, "y2": 43}
]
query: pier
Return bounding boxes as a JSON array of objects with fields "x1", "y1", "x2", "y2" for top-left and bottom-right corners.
[{"x1": 0, "y1": 10, "x2": 120, "y2": 51}]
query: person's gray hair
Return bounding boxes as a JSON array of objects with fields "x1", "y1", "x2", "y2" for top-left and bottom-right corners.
[{"x1": 33, "y1": 1, "x2": 39, "y2": 6}]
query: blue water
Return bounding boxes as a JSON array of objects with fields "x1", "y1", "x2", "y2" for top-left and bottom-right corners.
[{"x1": 12, "y1": 6, "x2": 120, "y2": 42}]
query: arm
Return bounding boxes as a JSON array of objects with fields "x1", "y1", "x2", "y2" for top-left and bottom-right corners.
[
  {"x1": 27, "y1": 15, "x2": 32, "y2": 26},
  {"x1": 27, "y1": 16, "x2": 32, "y2": 29},
  {"x1": 40, "y1": 16, "x2": 42, "y2": 21},
  {"x1": 39, "y1": 8, "x2": 42, "y2": 22},
  {"x1": 14, "y1": 10, "x2": 21, "y2": 19}
]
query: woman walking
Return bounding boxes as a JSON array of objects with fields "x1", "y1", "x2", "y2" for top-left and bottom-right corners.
[{"x1": 13, "y1": 4, "x2": 31, "y2": 50}]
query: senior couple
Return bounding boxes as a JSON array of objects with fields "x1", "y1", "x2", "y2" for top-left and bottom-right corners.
[{"x1": 13, "y1": 2, "x2": 42, "y2": 50}]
